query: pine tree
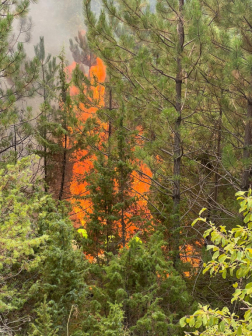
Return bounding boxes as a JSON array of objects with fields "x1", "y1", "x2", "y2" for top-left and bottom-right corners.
[
  {"x1": 34, "y1": 37, "x2": 58, "y2": 191},
  {"x1": 80, "y1": 233, "x2": 196, "y2": 335},
  {"x1": 78, "y1": 98, "x2": 148, "y2": 259},
  {"x1": 34, "y1": 50, "x2": 88, "y2": 200},
  {"x1": 201, "y1": 0, "x2": 252, "y2": 192},
  {"x1": 0, "y1": 0, "x2": 39, "y2": 165},
  {"x1": 84, "y1": 0, "x2": 207, "y2": 265},
  {"x1": 30, "y1": 296, "x2": 59, "y2": 336},
  {"x1": 0, "y1": 156, "x2": 49, "y2": 334},
  {"x1": 0, "y1": 156, "x2": 89, "y2": 334},
  {"x1": 70, "y1": 31, "x2": 97, "y2": 71},
  {"x1": 81, "y1": 147, "x2": 118, "y2": 258}
]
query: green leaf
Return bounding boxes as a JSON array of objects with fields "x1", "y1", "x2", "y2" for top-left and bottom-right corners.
[
  {"x1": 218, "y1": 320, "x2": 225, "y2": 332},
  {"x1": 195, "y1": 316, "x2": 202, "y2": 328},
  {"x1": 222, "y1": 268, "x2": 227, "y2": 279},
  {"x1": 78, "y1": 228, "x2": 88, "y2": 239},
  {"x1": 179, "y1": 317, "x2": 186, "y2": 328},
  {"x1": 192, "y1": 218, "x2": 199, "y2": 227},
  {"x1": 213, "y1": 251, "x2": 220, "y2": 259},
  {"x1": 189, "y1": 316, "x2": 195, "y2": 327},
  {"x1": 235, "y1": 191, "x2": 246, "y2": 197},
  {"x1": 247, "y1": 198, "x2": 252, "y2": 209},
  {"x1": 237, "y1": 326, "x2": 242, "y2": 335},
  {"x1": 199, "y1": 208, "x2": 207, "y2": 216},
  {"x1": 219, "y1": 254, "x2": 227, "y2": 263}
]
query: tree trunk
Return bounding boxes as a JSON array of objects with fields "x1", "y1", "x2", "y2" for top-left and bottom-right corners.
[
  {"x1": 42, "y1": 63, "x2": 48, "y2": 192},
  {"x1": 241, "y1": 98, "x2": 252, "y2": 191},
  {"x1": 59, "y1": 66, "x2": 68, "y2": 201},
  {"x1": 14, "y1": 124, "x2": 17, "y2": 164},
  {"x1": 214, "y1": 104, "x2": 222, "y2": 202},
  {"x1": 207, "y1": 102, "x2": 222, "y2": 224},
  {"x1": 106, "y1": 88, "x2": 113, "y2": 252},
  {"x1": 59, "y1": 133, "x2": 67, "y2": 201},
  {"x1": 172, "y1": 0, "x2": 184, "y2": 264}
]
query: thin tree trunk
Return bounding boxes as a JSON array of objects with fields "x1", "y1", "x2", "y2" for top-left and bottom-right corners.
[
  {"x1": 207, "y1": 102, "x2": 222, "y2": 224},
  {"x1": 14, "y1": 124, "x2": 17, "y2": 164},
  {"x1": 121, "y1": 207, "x2": 126, "y2": 248},
  {"x1": 59, "y1": 133, "x2": 67, "y2": 201},
  {"x1": 214, "y1": 104, "x2": 222, "y2": 202},
  {"x1": 241, "y1": 98, "x2": 252, "y2": 191},
  {"x1": 106, "y1": 88, "x2": 113, "y2": 252},
  {"x1": 172, "y1": 0, "x2": 184, "y2": 264},
  {"x1": 118, "y1": 115, "x2": 126, "y2": 248},
  {"x1": 42, "y1": 63, "x2": 48, "y2": 192},
  {"x1": 59, "y1": 64, "x2": 68, "y2": 201},
  {"x1": 109, "y1": 88, "x2": 112, "y2": 137}
]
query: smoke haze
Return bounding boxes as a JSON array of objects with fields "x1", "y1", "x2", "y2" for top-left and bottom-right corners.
[{"x1": 25, "y1": 0, "x2": 85, "y2": 61}]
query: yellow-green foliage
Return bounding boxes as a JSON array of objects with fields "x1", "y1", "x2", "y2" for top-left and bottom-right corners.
[{"x1": 0, "y1": 156, "x2": 48, "y2": 313}]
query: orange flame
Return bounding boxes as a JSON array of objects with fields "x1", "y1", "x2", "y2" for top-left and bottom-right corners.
[
  {"x1": 67, "y1": 45, "x2": 153, "y2": 251},
  {"x1": 66, "y1": 34, "x2": 200, "y2": 272},
  {"x1": 68, "y1": 56, "x2": 106, "y2": 228}
]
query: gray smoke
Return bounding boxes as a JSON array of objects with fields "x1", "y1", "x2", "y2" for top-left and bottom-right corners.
[{"x1": 25, "y1": 0, "x2": 85, "y2": 61}]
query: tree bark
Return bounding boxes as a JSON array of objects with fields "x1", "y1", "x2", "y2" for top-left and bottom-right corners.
[
  {"x1": 59, "y1": 133, "x2": 67, "y2": 201},
  {"x1": 172, "y1": 0, "x2": 184, "y2": 264},
  {"x1": 59, "y1": 66, "x2": 68, "y2": 201},
  {"x1": 119, "y1": 115, "x2": 126, "y2": 248},
  {"x1": 214, "y1": 103, "x2": 222, "y2": 202},
  {"x1": 241, "y1": 98, "x2": 252, "y2": 191},
  {"x1": 42, "y1": 62, "x2": 48, "y2": 192},
  {"x1": 106, "y1": 88, "x2": 113, "y2": 252}
]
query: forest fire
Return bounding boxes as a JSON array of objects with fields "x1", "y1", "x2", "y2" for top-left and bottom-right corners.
[
  {"x1": 4, "y1": 1, "x2": 250, "y2": 334},
  {"x1": 68, "y1": 56, "x2": 106, "y2": 227},
  {"x1": 66, "y1": 34, "x2": 199, "y2": 273},
  {"x1": 67, "y1": 41, "x2": 152, "y2": 248}
]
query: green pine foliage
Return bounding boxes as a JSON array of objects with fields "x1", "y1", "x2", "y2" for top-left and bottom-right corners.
[
  {"x1": 78, "y1": 233, "x2": 196, "y2": 335},
  {"x1": 33, "y1": 36, "x2": 58, "y2": 190},
  {"x1": 3, "y1": 0, "x2": 252, "y2": 334},
  {"x1": 97, "y1": 302, "x2": 130, "y2": 336},
  {"x1": 0, "y1": 156, "x2": 89, "y2": 335},
  {"x1": 82, "y1": 0, "x2": 212, "y2": 268},
  {"x1": 34, "y1": 49, "x2": 90, "y2": 199},
  {"x1": 29, "y1": 296, "x2": 59, "y2": 336},
  {"x1": 82, "y1": 148, "x2": 119, "y2": 258},
  {"x1": 0, "y1": 0, "x2": 39, "y2": 165},
  {"x1": 0, "y1": 156, "x2": 48, "y2": 314},
  {"x1": 28, "y1": 196, "x2": 88, "y2": 334},
  {"x1": 79, "y1": 104, "x2": 146, "y2": 257}
]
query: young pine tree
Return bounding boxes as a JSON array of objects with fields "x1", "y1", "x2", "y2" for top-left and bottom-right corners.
[
  {"x1": 0, "y1": 1, "x2": 39, "y2": 165},
  {"x1": 34, "y1": 36, "x2": 58, "y2": 191},
  {"x1": 80, "y1": 233, "x2": 196, "y2": 335},
  {"x1": 80, "y1": 103, "x2": 147, "y2": 259}
]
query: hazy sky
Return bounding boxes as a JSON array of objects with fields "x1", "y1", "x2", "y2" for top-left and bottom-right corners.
[{"x1": 25, "y1": 0, "x2": 85, "y2": 61}]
